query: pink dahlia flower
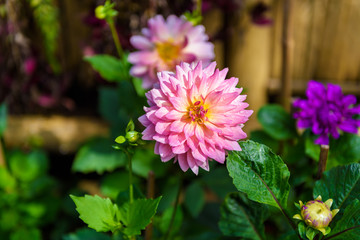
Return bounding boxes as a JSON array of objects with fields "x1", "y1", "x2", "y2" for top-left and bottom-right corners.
[
  {"x1": 138, "y1": 61, "x2": 253, "y2": 174},
  {"x1": 128, "y1": 15, "x2": 215, "y2": 89}
]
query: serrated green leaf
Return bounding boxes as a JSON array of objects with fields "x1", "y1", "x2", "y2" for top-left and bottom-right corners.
[
  {"x1": 219, "y1": 192, "x2": 269, "y2": 239},
  {"x1": 326, "y1": 199, "x2": 360, "y2": 240},
  {"x1": 313, "y1": 163, "x2": 360, "y2": 210},
  {"x1": 184, "y1": 181, "x2": 205, "y2": 218},
  {"x1": 8, "y1": 149, "x2": 48, "y2": 182},
  {"x1": 328, "y1": 133, "x2": 360, "y2": 165},
  {"x1": 72, "y1": 138, "x2": 126, "y2": 174},
  {"x1": 70, "y1": 195, "x2": 122, "y2": 232},
  {"x1": 118, "y1": 197, "x2": 162, "y2": 236},
  {"x1": 227, "y1": 140, "x2": 290, "y2": 209},
  {"x1": 0, "y1": 103, "x2": 7, "y2": 136},
  {"x1": 84, "y1": 54, "x2": 129, "y2": 82},
  {"x1": 257, "y1": 104, "x2": 297, "y2": 140},
  {"x1": 63, "y1": 228, "x2": 111, "y2": 240}
]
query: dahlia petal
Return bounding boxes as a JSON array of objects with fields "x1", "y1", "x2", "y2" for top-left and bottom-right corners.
[
  {"x1": 155, "y1": 107, "x2": 171, "y2": 119},
  {"x1": 130, "y1": 65, "x2": 148, "y2": 76},
  {"x1": 168, "y1": 132, "x2": 186, "y2": 146},
  {"x1": 315, "y1": 134, "x2": 329, "y2": 145},
  {"x1": 159, "y1": 143, "x2": 175, "y2": 162},
  {"x1": 128, "y1": 51, "x2": 157, "y2": 64},
  {"x1": 184, "y1": 122, "x2": 195, "y2": 138},
  {"x1": 342, "y1": 95, "x2": 357, "y2": 107},
  {"x1": 155, "y1": 121, "x2": 171, "y2": 134},
  {"x1": 138, "y1": 114, "x2": 151, "y2": 127},
  {"x1": 172, "y1": 144, "x2": 189, "y2": 154},
  {"x1": 194, "y1": 124, "x2": 205, "y2": 143},
  {"x1": 338, "y1": 121, "x2": 358, "y2": 133},
  {"x1": 177, "y1": 153, "x2": 189, "y2": 172},
  {"x1": 170, "y1": 120, "x2": 187, "y2": 133},
  {"x1": 130, "y1": 35, "x2": 153, "y2": 50},
  {"x1": 153, "y1": 134, "x2": 168, "y2": 144},
  {"x1": 187, "y1": 151, "x2": 199, "y2": 175},
  {"x1": 142, "y1": 125, "x2": 156, "y2": 140},
  {"x1": 327, "y1": 83, "x2": 342, "y2": 102},
  {"x1": 166, "y1": 110, "x2": 185, "y2": 120}
]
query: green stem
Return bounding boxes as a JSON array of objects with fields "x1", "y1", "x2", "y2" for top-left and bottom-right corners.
[
  {"x1": 323, "y1": 225, "x2": 360, "y2": 240},
  {"x1": 108, "y1": 20, "x2": 123, "y2": 58},
  {"x1": 163, "y1": 179, "x2": 182, "y2": 240},
  {"x1": 125, "y1": 150, "x2": 135, "y2": 240},
  {"x1": 196, "y1": 0, "x2": 202, "y2": 17},
  {"x1": 126, "y1": 151, "x2": 134, "y2": 204}
]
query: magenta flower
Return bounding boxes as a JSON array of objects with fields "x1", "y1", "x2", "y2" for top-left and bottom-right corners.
[
  {"x1": 128, "y1": 15, "x2": 214, "y2": 89},
  {"x1": 293, "y1": 80, "x2": 360, "y2": 145},
  {"x1": 138, "y1": 61, "x2": 253, "y2": 174}
]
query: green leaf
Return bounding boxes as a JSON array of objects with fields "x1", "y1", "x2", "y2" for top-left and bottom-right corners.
[
  {"x1": 184, "y1": 181, "x2": 205, "y2": 218},
  {"x1": 257, "y1": 104, "x2": 297, "y2": 140},
  {"x1": 328, "y1": 133, "x2": 360, "y2": 165},
  {"x1": 297, "y1": 222, "x2": 307, "y2": 239},
  {"x1": 70, "y1": 194, "x2": 122, "y2": 232},
  {"x1": 0, "y1": 103, "x2": 7, "y2": 136},
  {"x1": 219, "y1": 192, "x2": 269, "y2": 239},
  {"x1": 313, "y1": 163, "x2": 360, "y2": 210},
  {"x1": 84, "y1": 54, "x2": 129, "y2": 82},
  {"x1": 227, "y1": 140, "x2": 291, "y2": 209},
  {"x1": 306, "y1": 227, "x2": 318, "y2": 240},
  {"x1": 0, "y1": 167, "x2": 16, "y2": 190},
  {"x1": 132, "y1": 148, "x2": 169, "y2": 178},
  {"x1": 8, "y1": 149, "x2": 48, "y2": 182},
  {"x1": 72, "y1": 138, "x2": 127, "y2": 174},
  {"x1": 100, "y1": 171, "x2": 140, "y2": 200},
  {"x1": 10, "y1": 227, "x2": 42, "y2": 240},
  {"x1": 63, "y1": 228, "x2": 111, "y2": 240},
  {"x1": 156, "y1": 206, "x2": 183, "y2": 236},
  {"x1": 118, "y1": 197, "x2": 162, "y2": 236},
  {"x1": 327, "y1": 199, "x2": 360, "y2": 240}
]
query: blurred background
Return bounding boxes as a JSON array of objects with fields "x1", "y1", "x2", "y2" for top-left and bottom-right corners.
[{"x1": 0, "y1": 0, "x2": 360, "y2": 239}]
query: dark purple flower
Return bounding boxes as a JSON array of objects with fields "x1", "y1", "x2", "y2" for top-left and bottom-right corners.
[
  {"x1": 293, "y1": 80, "x2": 360, "y2": 145},
  {"x1": 250, "y1": 2, "x2": 273, "y2": 26}
]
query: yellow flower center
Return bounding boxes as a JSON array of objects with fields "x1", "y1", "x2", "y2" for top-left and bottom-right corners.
[
  {"x1": 156, "y1": 41, "x2": 181, "y2": 68},
  {"x1": 188, "y1": 100, "x2": 208, "y2": 124},
  {"x1": 301, "y1": 200, "x2": 332, "y2": 229}
]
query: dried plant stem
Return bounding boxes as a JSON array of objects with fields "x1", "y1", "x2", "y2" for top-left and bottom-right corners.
[
  {"x1": 163, "y1": 179, "x2": 182, "y2": 240},
  {"x1": 281, "y1": 0, "x2": 294, "y2": 112},
  {"x1": 316, "y1": 145, "x2": 329, "y2": 180},
  {"x1": 0, "y1": 140, "x2": 6, "y2": 168},
  {"x1": 145, "y1": 171, "x2": 155, "y2": 240}
]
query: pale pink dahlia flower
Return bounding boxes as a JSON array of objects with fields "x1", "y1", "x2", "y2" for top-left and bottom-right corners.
[
  {"x1": 138, "y1": 61, "x2": 253, "y2": 175},
  {"x1": 128, "y1": 15, "x2": 214, "y2": 89}
]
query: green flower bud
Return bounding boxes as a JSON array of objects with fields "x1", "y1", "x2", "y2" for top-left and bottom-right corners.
[
  {"x1": 126, "y1": 131, "x2": 140, "y2": 143},
  {"x1": 293, "y1": 195, "x2": 339, "y2": 235}
]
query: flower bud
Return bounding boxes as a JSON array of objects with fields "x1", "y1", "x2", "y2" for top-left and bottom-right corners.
[
  {"x1": 293, "y1": 196, "x2": 339, "y2": 235},
  {"x1": 126, "y1": 131, "x2": 140, "y2": 143}
]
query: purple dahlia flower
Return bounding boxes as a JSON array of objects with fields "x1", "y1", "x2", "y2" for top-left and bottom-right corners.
[{"x1": 293, "y1": 80, "x2": 360, "y2": 145}]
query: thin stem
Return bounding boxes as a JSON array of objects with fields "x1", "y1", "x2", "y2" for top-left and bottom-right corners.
[
  {"x1": 108, "y1": 20, "x2": 123, "y2": 58},
  {"x1": 163, "y1": 179, "x2": 182, "y2": 240},
  {"x1": 323, "y1": 225, "x2": 360, "y2": 240},
  {"x1": 145, "y1": 171, "x2": 155, "y2": 240},
  {"x1": 316, "y1": 145, "x2": 329, "y2": 180},
  {"x1": 255, "y1": 172, "x2": 302, "y2": 239},
  {"x1": 126, "y1": 151, "x2": 134, "y2": 204},
  {"x1": 195, "y1": 0, "x2": 202, "y2": 17}
]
